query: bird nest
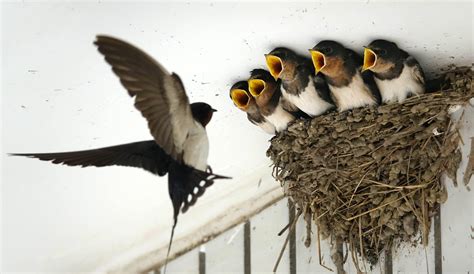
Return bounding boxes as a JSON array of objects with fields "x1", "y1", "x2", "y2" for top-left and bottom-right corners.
[{"x1": 267, "y1": 67, "x2": 473, "y2": 268}]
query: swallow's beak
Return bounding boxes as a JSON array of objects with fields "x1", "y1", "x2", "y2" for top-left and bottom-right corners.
[
  {"x1": 211, "y1": 108, "x2": 217, "y2": 112},
  {"x1": 362, "y1": 47, "x2": 377, "y2": 71},
  {"x1": 230, "y1": 89, "x2": 250, "y2": 109},
  {"x1": 309, "y1": 49, "x2": 326, "y2": 74},
  {"x1": 248, "y1": 79, "x2": 266, "y2": 98},
  {"x1": 265, "y1": 54, "x2": 283, "y2": 80}
]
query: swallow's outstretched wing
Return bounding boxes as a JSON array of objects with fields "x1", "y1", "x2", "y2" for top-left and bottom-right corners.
[
  {"x1": 94, "y1": 35, "x2": 196, "y2": 162},
  {"x1": 10, "y1": 141, "x2": 172, "y2": 176},
  {"x1": 95, "y1": 36, "x2": 232, "y2": 270}
]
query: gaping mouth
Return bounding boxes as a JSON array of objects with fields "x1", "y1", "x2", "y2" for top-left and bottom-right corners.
[
  {"x1": 309, "y1": 50, "x2": 326, "y2": 74},
  {"x1": 362, "y1": 48, "x2": 377, "y2": 71},
  {"x1": 248, "y1": 79, "x2": 266, "y2": 97},
  {"x1": 265, "y1": 54, "x2": 283, "y2": 80},
  {"x1": 230, "y1": 89, "x2": 250, "y2": 109}
]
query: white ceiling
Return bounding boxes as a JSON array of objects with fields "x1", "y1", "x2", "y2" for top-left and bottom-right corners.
[{"x1": 2, "y1": 1, "x2": 472, "y2": 272}]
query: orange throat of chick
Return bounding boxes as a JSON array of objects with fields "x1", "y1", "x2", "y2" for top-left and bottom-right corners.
[
  {"x1": 231, "y1": 89, "x2": 251, "y2": 111},
  {"x1": 265, "y1": 55, "x2": 284, "y2": 80},
  {"x1": 310, "y1": 50, "x2": 326, "y2": 74},
  {"x1": 362, "y1": 48, "x2": 377, "y2": 71}
]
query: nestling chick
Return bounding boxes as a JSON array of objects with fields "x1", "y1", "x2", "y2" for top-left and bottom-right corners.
[
  {"x1": 265, "y1": 47, "x2": 334, "y2": 117},
  {"x1": 248, "y1": 69, "x2": 297, "y2": 132},
  {"x1": 363, "y1": 39, "x2": 425, "y2": 103},
  {"x1": 230, "y1": 81, "x2": 276, "y2": 134},
  {"x1": 310, "y1": 40, "x2": 380, "y2": 112}
]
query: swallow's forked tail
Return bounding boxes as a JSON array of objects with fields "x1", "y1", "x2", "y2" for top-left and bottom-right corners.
[
  {"x1": 163, "y1": 166, "x2": 231, "y2": 274},
  {"x1": 163, "y1": 215, "x2": 177, "y2": 274}
]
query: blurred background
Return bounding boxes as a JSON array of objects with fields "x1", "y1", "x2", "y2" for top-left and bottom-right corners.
[{"x1": 2, "y1": 1, "x2": 472, "y2": 273}]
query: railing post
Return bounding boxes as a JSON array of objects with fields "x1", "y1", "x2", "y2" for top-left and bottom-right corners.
[{"x1": 244, "y1": 221, "x2": 251, "y2": 274}]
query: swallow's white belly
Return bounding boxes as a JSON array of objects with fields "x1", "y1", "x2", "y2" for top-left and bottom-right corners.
[
  {"x1": 375, "y1": 65, "x2": 425, "y2": 103},
  {"x1": 281, "y1": 75, "x2": 333, "y2": 117},
  {"x1": 330, "y1": 73, "x2": 376, "y2": 112},
  {"x1": 264, "y1": 100, "x2": 295, "y2": 132},
  {"x1": 182, "y1": 122, "x2": 209, "y2": 171},
  {"x1": 255, "y1": 120, "x2": 276, "y2": 134}
]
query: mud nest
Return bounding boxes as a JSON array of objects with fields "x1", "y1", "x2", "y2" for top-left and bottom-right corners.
[{"x1": 267, "y1": 67, "x2": 473, "y2": 268}]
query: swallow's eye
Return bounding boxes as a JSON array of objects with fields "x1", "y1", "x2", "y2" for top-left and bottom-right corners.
[{"x1": 379, "y1": 49, "x2": 387, "y2": 55}]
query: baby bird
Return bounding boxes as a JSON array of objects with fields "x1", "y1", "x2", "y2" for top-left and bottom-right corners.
[
  {"x1": 310, "y1": 40, "x2": 380, "y2": 112},
  {"x1": 248, "y1": 69, "x2": 297, "y2": 132},
  {"x1": 265, "y1": 47, "x2": 334, "y2": 117},
  {"x1": 363, "y1": 39, "x2": 425, "y2": 103},
  {"x1": 230, "y1": 81, "x2": 276, "y2": 134}
]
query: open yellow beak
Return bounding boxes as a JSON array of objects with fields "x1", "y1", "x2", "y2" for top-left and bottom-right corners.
[
  {"x1": 247, "y1": 79, "x2": 266, "y2": 98},
  {"x1": 265, "y1": 54, "x2": 283, "y2": 80},
  {"x1": 362, "y1": 48, "x2": 377, "y2": 71},
  {"x1": 309, "y1": 50, "x2": 326, "y2": 74},
  {"x1": 230, "y1": 89, "x2": 250, "y2": 109}
]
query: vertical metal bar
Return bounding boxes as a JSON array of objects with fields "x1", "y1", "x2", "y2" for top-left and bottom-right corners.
[
  {"x1": 384, "y1": 247, "x2": 393, "y2": 274},
  {"x1": 288, "y1": 199, "x2": 297, "y2": 274},
  {"x1": 244, "y1": 221, "x2": 251, "y2": 274},
  {"x1": 434, "y1": 206, "x2": 442, "y2": 274},
  {"x1": 199, "y1": 248, "x2": 206, "y2": 274}
]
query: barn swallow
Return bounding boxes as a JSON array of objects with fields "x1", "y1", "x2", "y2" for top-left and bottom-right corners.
[
  {"x1": 362, "y1": 39, "x2": 425, "y2": 103},
  {"x1": 247, "y1": 69, "x2": 299, "y2": 132},
  {"x1": 310, "y1": 40, "x2": 380, "y2": 111},
  {"x1": 230, "y1": 81, "x2": 276, "y2": 134},
  {"x1": 265, "y1": 47, "x2": 334, "y2": 117},
  {"x1": 9, "y1": 35, "x2": 230, "y2": 269}
]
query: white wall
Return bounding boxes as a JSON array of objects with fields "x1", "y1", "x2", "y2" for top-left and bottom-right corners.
[{"x1": 1, "y1": 1, "x2": 472, "y2": 272}]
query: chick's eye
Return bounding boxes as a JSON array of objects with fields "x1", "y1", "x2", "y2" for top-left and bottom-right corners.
[
  {"x1": 325, "y1": 47, "x2": 333, "y2": 54},
  {"x1": 379, "y1": 49, "x2": 387, "y2": 55}
]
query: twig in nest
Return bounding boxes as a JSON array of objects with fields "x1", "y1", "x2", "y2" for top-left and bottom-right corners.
[
  {"x1": 277, "y1": 222, "x2": 290, "y2": 237},
  {"x1": 317, "y1": 222, "x2": 334, "y2": 272},
  {"x1": 272, "y1": 209, "x2": 302, "y2": 273},
  {"x1": 364, "y1": 179, "x2": 429, "y2": 190},
  {"x1": 343, "y1": 242, "x2": 349, "y2": 264},
  {"x1": 349, "y1": 233, "x2": 363, "y2": 274},
  {"x1": 421, "y1": 189, "x2": 429, "y2": 246},
  {"x1": 407, "y1": 146, "x2": 414, "y2": 184},
  {"x1": 348, "y1": 171, "x2": 369, "y2": 207},
  {"x1": 345, "y1": 189, "x2": 417, "y2": 221},
  {"x1": 277, "y1": 206, "x2": 303, "y2": 236},
  {"x1": 401, "y1": 192, "x2": 423, "y2": 228}
]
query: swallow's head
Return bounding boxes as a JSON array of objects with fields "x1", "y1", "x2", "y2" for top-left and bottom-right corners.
[
  {"x1": 363, "y1": 39, "x2": 401, "y2": 73},
  {"x1": 309, "y1": 40, "x2": 347, "y2": 76},
  {"x1": 190, "y1": 102, "x2": 217, "y2": 127},
  {"x1": 265, "y1": 47, "x2": 299, "y2": 81},
  {"x1": 230, "y1": 81, "x2": 254, "y2": 112},
  {"x1": 248, "y1": 69, "x2": 278, "y2": 106}
]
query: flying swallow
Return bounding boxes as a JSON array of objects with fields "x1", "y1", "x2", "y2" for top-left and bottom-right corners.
[
  {"x1": 362, "y1": 39, "x2": 425, "y2": 103},
  {"x1": 265, "y1": 47, "x2": 334, "y2": 117},
  {"x1": 310, "y1": 40, "x2": 381, "y2": 111},
  {"x1": 230, "y1": 81, "x2": 276, "y2": 134},
  {"x1": 10, "y1": 35, "x2": 230, "y2": 269},
  {"x1": 247, "y1": 69, "x2": 299, "y2": 132}
]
